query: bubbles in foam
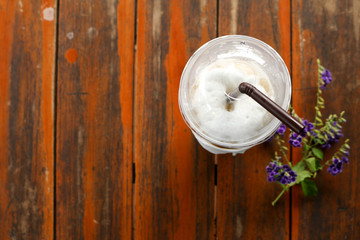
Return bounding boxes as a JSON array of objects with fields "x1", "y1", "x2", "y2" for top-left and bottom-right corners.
[{"x1": 190, "y1": 58, "x2": 275, "y2": 142}]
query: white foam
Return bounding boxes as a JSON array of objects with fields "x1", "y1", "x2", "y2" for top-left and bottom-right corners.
[{"x1": 190, "y1": 58, "x2": 274, "y2": 142}]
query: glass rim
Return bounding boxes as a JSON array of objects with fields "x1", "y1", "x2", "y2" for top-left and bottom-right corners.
[{"x1": 178, "y1": 35, "x2": 291, "y2": 149}]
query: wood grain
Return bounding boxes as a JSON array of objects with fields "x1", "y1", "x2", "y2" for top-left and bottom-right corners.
[
  {"x1": 292, "y1": 0, "x2": 360, "y2": 239},
  {"x1": 1, "y1": 0, "x2": 359, "y2": 238},
  {"x1": 0, "y1": 0, "x2": 56, "y2": 239},
  {"x1": 134, "y1": 0, "x2": 216, "y2": 239},
  {"x1": 56, "y1": 0, "x2": 134, "y2": 239},
  {"x1": 217, "y1": 0, "x2": 291, "y2": 239}
]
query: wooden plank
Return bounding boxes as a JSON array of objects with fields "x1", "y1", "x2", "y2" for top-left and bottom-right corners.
[
  {"x1": 56, "y1": 0, "x2": 134, "y2": 239},
  {"x1": 217, "y1": 0, "x2": 291, "y2": 239},
  {"x1": 292, "y1": 0, "x2": 360, "y2": 239},
  {"x1": 134, "y1": 0, "x2": 216, "y2": 239},
  {"x1": 0, "y1": 0, "x2": 56, "y2": 239}
]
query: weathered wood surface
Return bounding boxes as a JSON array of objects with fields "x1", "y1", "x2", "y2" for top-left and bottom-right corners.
[
  {"x1": 56, "y1": 0, "x2": 134, "y2": 239},
  {"x1": 0, "y1": 0, "x2": 56, "y2": 239},
  {"x1": 134, "y1": 1, "x2": 216, "y2": 239},
  {"x1": 292, "y1": 0, "x2": 360, "y2": 239},
  {"x1": 0, "y1": 0, "x2": 359, "y2": 239},
  {"x1": 216, "y1": 0, "x2": 291, "y2": 239}
]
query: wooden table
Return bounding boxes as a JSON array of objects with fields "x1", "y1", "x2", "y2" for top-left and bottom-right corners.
[{"x1": 1, "y1": 0, "x2": 359, "y2": 239}]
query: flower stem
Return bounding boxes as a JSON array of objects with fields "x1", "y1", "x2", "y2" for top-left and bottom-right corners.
[
  {"x1": 272, "y1": 186, "x2": 289, "y2": 206},
  {"x1": 275, "y1": 135, "x2": 291, "y2": 166}
]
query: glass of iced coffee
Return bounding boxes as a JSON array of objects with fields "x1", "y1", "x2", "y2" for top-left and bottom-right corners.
[{"x1": 178, "y1": 35, "x2": 291, "y2": 154}]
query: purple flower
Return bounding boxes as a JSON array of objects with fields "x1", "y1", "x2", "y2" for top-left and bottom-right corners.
[
  {"x1": 276, "y1": 124, "x2": 286, "y2": 135},
  {"x1": 341, "y1": 156, "x2": 349, "y2": 164},
  {"x1": 321, "y1": 142, "x2": 331, "y2": 149},
  {"x1": 321, "y1": 133, "x2": 342, "y2": 148},
  {"x1": 327, "y1": 158, "x2": 343, "y2": 175},
  {"x1": 300, "y1": 119, "x2": 314, "y2": 137},
  {"x1": 289, "y1": 132, "x2": 303, "y2": 148},
  {"x1": 266, "y1": 161, "x2": 297, "y2": 185},
  {"x1": 320, "y1": 69, "x2": 332, "y2": 90},
  {"x1": 267, "y1": 124, "x2": 287, "y2": 142},
  {"x1": 321, "y1": 123, "x2": 344, "y2": 149}
]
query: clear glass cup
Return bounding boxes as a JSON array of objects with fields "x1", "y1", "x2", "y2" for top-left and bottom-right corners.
[{"x1": 178, "y1": 35, "x2": 291, "y2": 154}]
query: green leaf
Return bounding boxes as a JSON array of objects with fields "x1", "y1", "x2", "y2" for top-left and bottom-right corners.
[
  {"x1": 312, "y1": 147, "x2": 324, "y2": 160},
  {"x1": 292, "y1": 160, "x2": 305, "y2": 172},
  {"x1": 291, "y1": 161, "x2": 312, "y2": 185},
  {"x1": 295, "y1": 170, "x2": 312, "y2": 185},
  {"x1": 315, "y1": 160, "x2": 322, "y2": 170},
  {"x1": 305, "y1": 157, "x2": 322, "y2": 172},
  {"x1": 305, "y1": 157, "x2": 316, "y2": 172},
  {"x1": 303, "y1": 143, "x2": 310, "y2": 152},
  {"x1": 301, "y1": 179, "x2": 318, "y2": 196}
]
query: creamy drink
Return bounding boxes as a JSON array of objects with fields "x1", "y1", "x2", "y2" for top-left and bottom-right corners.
[
  {"x1": 191, "y1": 58, "x2": 274, "y2": 142},
  {"x1": 179, "y1": 35, "x2": 291, "y2": 154}
]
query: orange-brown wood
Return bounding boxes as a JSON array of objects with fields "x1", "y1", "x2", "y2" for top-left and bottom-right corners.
[
  {"x1": 217, "y1": 0, "x2": 291, "y2": 239},
  {"x1": 217, "y1": 149, "x2": 290, "y2": 239},
  {"x1": 0, "y1": 0, "x2": 56, "y2": 239},
  {"x1": 56, "y1": 0, "x2": 134, "y2": 239},
  {"x1": 2, "y1": 0, "x2": 360, "y2": 239},
  {"x1": 292, "y1": 0, "x2": 360, "y2": 239},
  {"x1": 134, "y1": 0, "x2": 216, "y2": 239}
]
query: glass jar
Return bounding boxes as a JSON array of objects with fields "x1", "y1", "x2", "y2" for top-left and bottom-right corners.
[{"x1": 178, "y1": 35, "x2": 291, "y2": 154}]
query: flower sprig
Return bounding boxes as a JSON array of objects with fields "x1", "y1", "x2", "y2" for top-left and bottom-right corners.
[{"x1": 267, "y1": 59, "x2": 351, "y2": 206}]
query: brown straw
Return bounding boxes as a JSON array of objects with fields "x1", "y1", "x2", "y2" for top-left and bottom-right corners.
[{"x1": 227, "y1": 82, "x2": 305, "y2": 134}]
